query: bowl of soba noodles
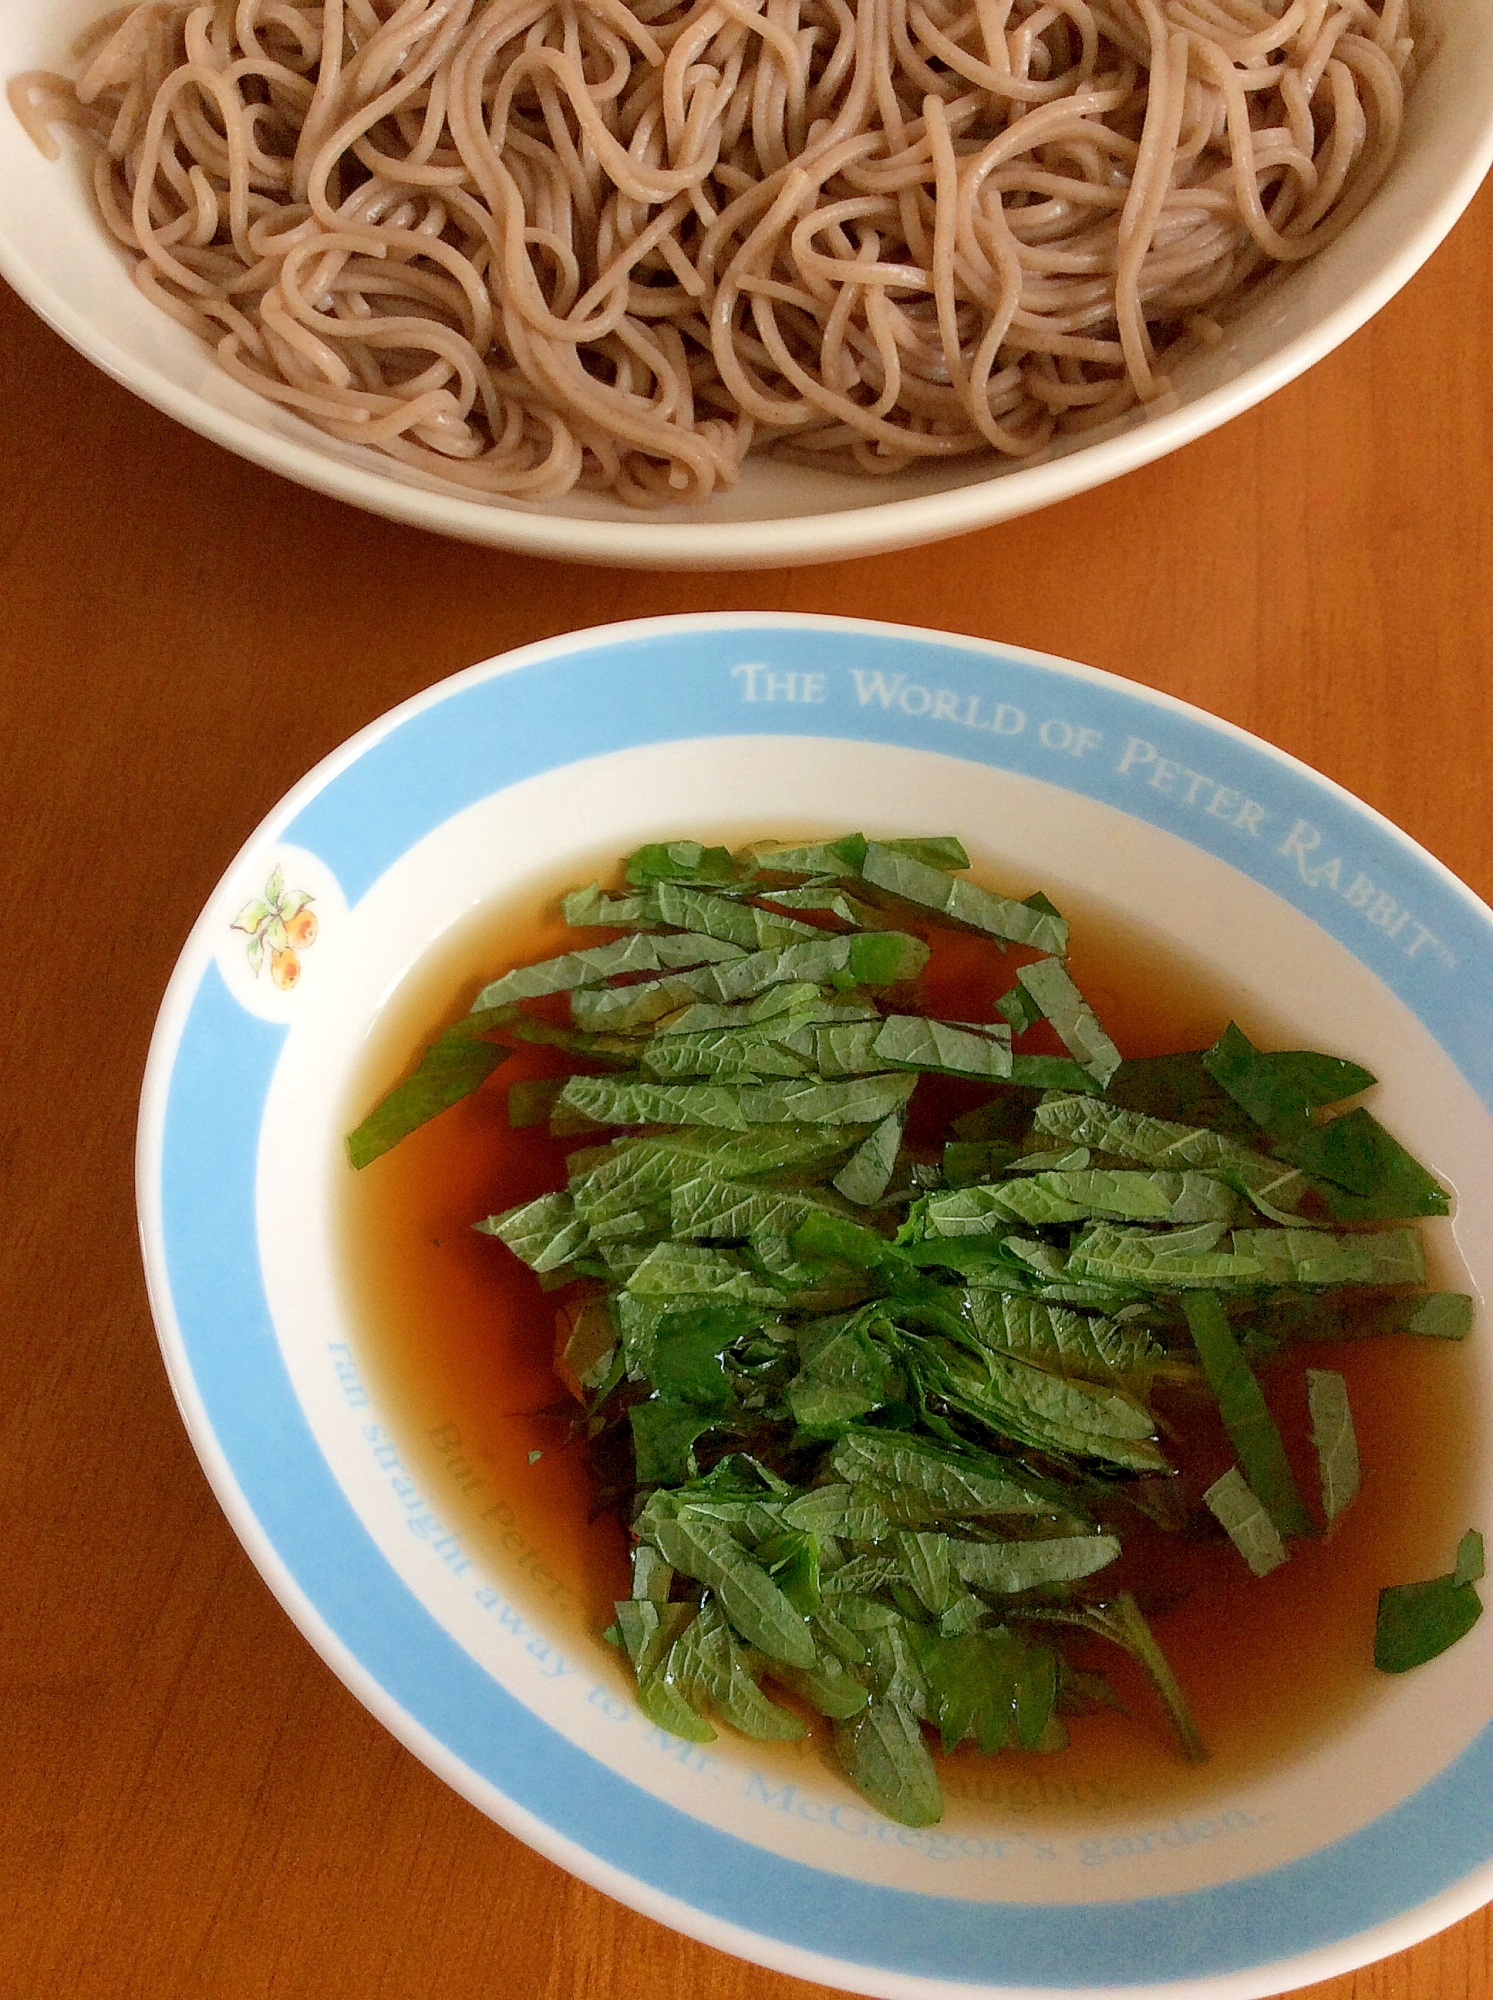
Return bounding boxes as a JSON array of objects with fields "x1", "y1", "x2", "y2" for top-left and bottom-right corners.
[{"x1": 3, "y1": 0, "x2": 1492, "y2": 567}]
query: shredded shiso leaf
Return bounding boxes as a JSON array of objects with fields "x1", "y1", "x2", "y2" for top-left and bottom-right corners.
[
  {"x1": 1203, "y1": 1467, "x2": 1288, "y2": 1577},
  {"x1": 1307, "y1": 1368, "x2": 1361, "y2": 1523},
  {"x1": 1375, "y1": 1531, "x2": 1484, "y2": 1672},
  {"x1": 348, "y1": 832, "x2": 1476, "y2": 1827}
]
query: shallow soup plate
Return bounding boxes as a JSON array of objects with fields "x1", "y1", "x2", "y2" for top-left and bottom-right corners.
[{"x1": 137, "y1": 613, "x2": 1493, "y2": 1998}]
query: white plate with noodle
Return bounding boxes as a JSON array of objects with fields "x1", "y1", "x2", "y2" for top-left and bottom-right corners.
[{"x1": 3, "y1": 0, "x2": 1493, "y2": 568}]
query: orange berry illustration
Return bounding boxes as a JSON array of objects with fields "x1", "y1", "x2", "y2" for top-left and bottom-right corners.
[{"x1": 234, "y1": 871, "x2": 317, "y2": 983}]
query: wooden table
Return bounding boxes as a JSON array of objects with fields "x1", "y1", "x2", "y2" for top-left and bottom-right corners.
[{"x1": 4, "y1": 169, "x2": 1492, "y2": 1999}]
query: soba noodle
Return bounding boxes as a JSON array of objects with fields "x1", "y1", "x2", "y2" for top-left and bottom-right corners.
[{"x1": 9, "y1": 0, "x2": 1414, "y2": 506}]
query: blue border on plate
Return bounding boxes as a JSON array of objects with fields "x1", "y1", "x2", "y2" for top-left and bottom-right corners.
[
  {"x1": 284, "y1": 624, "x2": 1493, "y2": 1107},
  {"x1": 158, "y1": 623, "x2": 1493, "y2": 1988}
]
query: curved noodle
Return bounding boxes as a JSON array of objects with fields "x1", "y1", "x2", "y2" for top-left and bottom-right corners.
[{"x1": 12, "y1": 0, "x2": 1413, "y2": 504}]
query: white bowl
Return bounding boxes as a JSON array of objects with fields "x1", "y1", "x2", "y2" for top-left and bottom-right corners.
[
  {"x1": 6, "y1": 4, "x2": 1493, "y2": 570},
  {"x1": 137, "y1": 613, "x2": 1493, "y2": 1998}
]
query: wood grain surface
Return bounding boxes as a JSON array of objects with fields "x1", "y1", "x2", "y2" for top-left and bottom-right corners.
[{"x1": 3, "y1": 167, "x2": 1493, "y2": 2000}]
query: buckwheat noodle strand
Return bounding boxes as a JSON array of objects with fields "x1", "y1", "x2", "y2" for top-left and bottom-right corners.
[{"x1": 9, "y1": 0, "x2": 1414, "y2": 505}]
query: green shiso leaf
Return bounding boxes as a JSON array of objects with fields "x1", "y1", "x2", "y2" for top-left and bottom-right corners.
[
  {"x1": 688, "y1": 931, "x2": 929, "y2": 1004},
  {"x1": 833, "y1": 1110, "x2": 905, "y2": 1205},
  {"x1": 571, "y1": 969, "x2": 729, "y2": 1030},
  {"x1": 1067, "y1": 1223, "x2": 1266, "y2": 1289},
  {"x1": 1202, "y1": 1022, "x2": 1375, "y2": 1139},
  {"x1": 996, "y1": 984, "x2": 1040, "y2": 1035},
  {"x1": 781, "y1": 1482, "x2": 896, "y2": 1541},
  {"x1": 614, "y1": 1595, "x2": 691, "y2": 1673},
  {"x1": 644, "y1": 1509, "x2": 818, "y2": 1668},
  {"x1": 773, "y1": 1638, "x2": 873, "y2": 1721},
  {"x1": 849, "y1": 931, "x2": 932, "y2": 987},
  {"x1": 1103, "y1": 1049, "x2": 1263, "y2": 1141},
  {"x1": 937, "y1": 1346, "x2": 1167, "y2": 1471},
  {"x1": 571, "y1": 1127, "x2": 861, "y2": 1226},
  {"x1": 643, "y1": 1313, "x2": 742, "y2": 1403},
  {"x1": 834, "y1": 1699, "x2": 944, "y2": 1827},
  {"x1": 806, "y1": 1021, "x2": 892, "y2": 1077},
  {"x1": 1254, "y1": 1289, "x2": 1474, "y2": 1344},
  {"x1": 1203, "y1": 1466, "x2": 1288, "y2": 1577},
  {"x1": 1073, "y1": 1595, "x2": 1207, "y2": 1762},
  {"x1": 786, "y1": 1376, "x2": 884, "y2": 1429},
  {"x1": 1277, "y1": 1108, "x2": 1451, "y2": 1220},
  {"x1": 1053, "y1": 1169, "x2": 1236, "y2": 1223},
  {"x1": 888, "y1": 836, "x2": 972, "y2": 871},
  {"x1": 639, "y1": 1025, "x2": 814, "y2": 1082},
  {"x1": 943, "y1": 1140, "x2": 1019, "y2": 1186},
  {"x1": 758, "y1": 1529, "x2": 823, "y2": 1616},
  {"x1": 871, "y1": 1015, "x2": 1014, "y2": 1079},
  {"x1": 630, "y1": 1399, "x2": 726, "y2": 1483},
  {"x1": 1015, "y1": 958, "x2": 1121, "y2": 1087},
  {"x1": 561, "y1": 1296, "x2": 618, "y2": 1393},
  {"x1": 634, "y1": 1658, "x2": 719, "y2": 1740},
  {"x1": 964, "y1": 1294, "x2": 1164, "y2": 1387},
  {"x1": 624, "y1": 839, "x2": 739, "y2": 887},
  {"x1": 1375, "y1": 1293, "x2": 1474, "y2": 1339},
  {"x1": 497, "y1": 1014, "x2": 647, "y2": 1064},
  {"x1": 477, "y1": 1190, "x2": 588, "y2": 1273},
  {"x1": 615, "y1": 1295, "x2": 767, "y2": 1382},
  {"x1": 948, "y1": 1533, "x2": 1121, "y2": 1594},
  {"x1": 660, "y1": 985, "x2": 879, "y2": 1035},
  {"x1": 1012, "y1": 1643, "x2": 1062, "y2": 1751},
  {"x1": 561, "y1": 882, "x2": 650, "y2": 927},
  {"x1": 1375, "y1": 1538, "x2": 1485, "y2": 1673},
  {"x1": 624, "y1": 1242, "x2": 785, "y2": 1303},
  {"x1": 557, "y1": 1072, "x2": 917, "y2": 1130},
  {"x1": 1034, "y1": 1097, "x2": 1314, "y2": 1220},
  {"x1": 860, "y1": 842, "x2": 1068, "y2": 954},
  {"x1": 894, "y1": 1531, "x2": 957, "y2": 1617},
  {"x1": 829, "y1": 1429, "x2": 1058, "y2": 1520},
  {"x1": 660, "y1": 1599, "x2": 810, "y2": 1741},
  {"x1": 588, "y1": 1239, "x2": 654, "y2": 1277},
  {"x1": 668, "y1": 1174, "x2": 845, "y2": 1243},
  {"x1": 569, "y1": 1140, "x2": 721, "y2": 1225},
  {"x1": 925, "y1": 1170, "x2": 1234, "y2": 1234},
  {"x1": 1306, "y1": 1368, "x2": 1360, "y2": 1522},
  {"x1": 914, "y1": 1625, "x2": 1038, "y2": 1753},
  {"x1": 1183, "y1": 1292, "x2": 1314, "y2": 1538},
  {"x1": 745, "y1": 834, "x2": 870, "y2": 878},
  {"x1": 1009, "y1": 1056, "x2": 1102, "y2": 1092},
  {"x1": 586, "y1": 1205, "x2": 658, "y2": 1246},
  {"x1": 347, "y1": 1008, "x2": 513, "y2": 1168},
  {"x1": 616, "y1": 1597, "x2": 695, "y2": 1681},
  {"x1": 1455, "y1": 1529, "x2": 1486, "y2": 1590},
  {"x1": 1199, "y1": 1026, "x2": 1445, "y2": 1218},
  {"x1": 951, "y1": 1094, "x2": 1043, "y2": 1144},
  {"x1": 508, "y1": 1077, "x2": 566, "y2": 1129},
  {"x1": 747, "y1": 833, "x2": 970, "y2": 880},
  {"x1": 651, "y1": 879, "x2": 822, "y2": 949},
  {"x1": 474, "y1": 932, "x2": 745, "y2": 1009},
  {"x1": 760, "y1": 882, "x2": 889, "y2": 927},
  {"x1": 1229, "y1": 1227, "x2": 1426, "y2": 1288}
]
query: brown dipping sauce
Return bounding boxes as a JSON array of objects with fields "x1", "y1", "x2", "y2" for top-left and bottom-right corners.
[{"x1": 334, "y1": 854, "x2": 1479, "y2": 1821}]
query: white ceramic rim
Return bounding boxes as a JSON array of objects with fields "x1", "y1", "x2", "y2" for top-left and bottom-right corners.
[
  {"x1": 136, "y1": 613, "x2": 1493, "y2": 1996},
  {"x1": 4, "y1": 18, "x2": 1493, "y2": 566}
]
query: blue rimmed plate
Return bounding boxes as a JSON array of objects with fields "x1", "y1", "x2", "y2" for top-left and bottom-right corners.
[{"x1": 137, "y1": 614, "x2": 1493, "y2": 1998}]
